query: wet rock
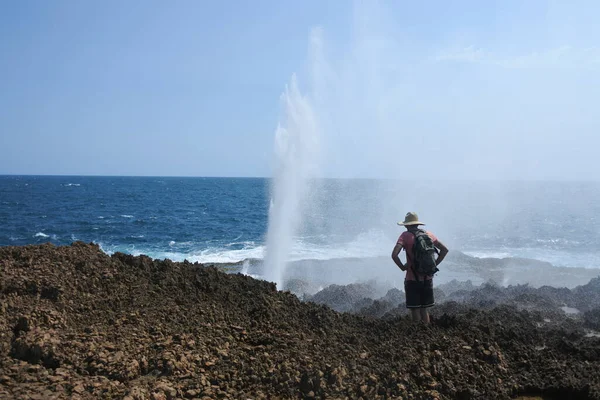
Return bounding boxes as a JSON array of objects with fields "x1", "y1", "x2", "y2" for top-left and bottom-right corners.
[
  {"x1": 307, "y1": 282, "x2": 378, "y2": 312},
  {"x1": 584, "y1": 308, "x2": 600, "y2": 330}
]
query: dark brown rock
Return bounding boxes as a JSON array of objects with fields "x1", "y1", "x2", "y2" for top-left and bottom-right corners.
[{"x1": 0, "y1": 243, "x2": 599, "y2": 399}]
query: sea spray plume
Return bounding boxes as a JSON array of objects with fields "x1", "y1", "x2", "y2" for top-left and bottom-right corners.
[
  {"x1": 266, "y1": 18, "x2": 412, "y2": 289},
  {"x1": 264, "y1": 72, "x2": 320, "y2": 288}
]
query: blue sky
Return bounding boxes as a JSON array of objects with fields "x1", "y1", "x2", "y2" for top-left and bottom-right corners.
[{"x1": 1, "y1": 1, "x2": 598, "y2": 179}]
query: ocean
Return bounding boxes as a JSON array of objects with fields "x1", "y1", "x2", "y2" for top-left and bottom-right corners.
[{"x1": 2, "y1": 176, "x2": 600, "y2": 283}]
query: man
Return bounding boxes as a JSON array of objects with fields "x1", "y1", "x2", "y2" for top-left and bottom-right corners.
[{"x1": 391, "y1": 212, "x2": 448, "y2": 323}]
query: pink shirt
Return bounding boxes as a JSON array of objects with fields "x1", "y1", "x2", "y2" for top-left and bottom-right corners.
[{"x1": 397, "y1": 230, "x2": 438, "y2": 281}]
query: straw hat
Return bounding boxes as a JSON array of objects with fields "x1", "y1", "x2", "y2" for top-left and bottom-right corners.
[{"x1": 397, "y1": 212, "x2": 425, "y2": 226}]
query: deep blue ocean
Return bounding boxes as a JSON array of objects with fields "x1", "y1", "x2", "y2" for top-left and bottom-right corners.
[
  {"x1": 0, "y1": 176, "x2": 269, "y2": 263},
  {"x1": 1, "y1": 176, "x2": 600, "y2": 271}
]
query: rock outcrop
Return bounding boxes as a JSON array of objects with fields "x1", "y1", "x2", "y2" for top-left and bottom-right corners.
[{"x1": 1, "y1": 242, "x2": 599, "y2": 399}]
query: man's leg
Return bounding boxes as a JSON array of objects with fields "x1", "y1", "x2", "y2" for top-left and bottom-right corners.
[
  {"x1": 419, "y1": 308, "x2": 430, "y2": 324},
  {"x1": 419, "y1": 279, "x2": 434, "y2": 324},
  {"x1": 405, "y1": 280, "x2": 421, "y2": 321},
  {"x1": 410, "y1": 309, "x2": 421, "y2": 322}
]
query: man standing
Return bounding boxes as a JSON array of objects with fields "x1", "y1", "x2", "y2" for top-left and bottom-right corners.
[{"x1": 391, "y1": 212, "x2": 448, "y2": 323}]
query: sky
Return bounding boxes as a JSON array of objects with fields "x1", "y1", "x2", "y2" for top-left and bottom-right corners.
[{"x1": 0, "y1": 0, "x2": 598, "y2": 179}]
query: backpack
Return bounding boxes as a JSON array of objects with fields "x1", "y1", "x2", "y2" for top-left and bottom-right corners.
[{"x1": 411, "y1": 229, "x2": 439, "y2": 277}]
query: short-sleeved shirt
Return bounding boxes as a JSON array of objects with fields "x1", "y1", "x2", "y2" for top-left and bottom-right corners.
[{"x1": 397, "y1": 230, "x2": 439, "y2": 281}]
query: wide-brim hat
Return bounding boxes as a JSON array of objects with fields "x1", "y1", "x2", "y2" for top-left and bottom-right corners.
[{"x1": 397, "y1": 212, "x2": 425, "y2": 226}]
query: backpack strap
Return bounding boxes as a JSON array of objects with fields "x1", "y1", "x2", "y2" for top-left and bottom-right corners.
[
  {"x1": 414, "y1": 229, "x2": 440, "y2": 254},
  {"x1": 410, "y1": 229, "x2": 423, "y2": 282}
]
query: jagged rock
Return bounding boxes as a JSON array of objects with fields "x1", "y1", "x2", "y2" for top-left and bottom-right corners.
[
  {"x1": 307, "y1": 282, "x2": 378, "y2": 312},
  {"x1": 1, "y1": 243, "x2": 599, "y2": 399}
]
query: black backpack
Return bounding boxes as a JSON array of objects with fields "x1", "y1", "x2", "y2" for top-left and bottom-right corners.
[{"x1": 411, "y1": 229, "x2": 439, "y2": 277}]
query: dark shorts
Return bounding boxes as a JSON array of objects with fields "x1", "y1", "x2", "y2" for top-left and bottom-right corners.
[{"x1": 405, "y1": 279, "x2": 434, "y2": 309}]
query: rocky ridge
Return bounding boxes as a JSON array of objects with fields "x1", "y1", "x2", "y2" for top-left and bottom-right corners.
[{"x1": 1, "y1": 242, "x2": 599, "y2": 399}]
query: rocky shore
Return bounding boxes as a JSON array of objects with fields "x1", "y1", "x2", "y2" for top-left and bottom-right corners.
[{"x1": 1, "y1": 243, "x2": 600, "y2": 399}]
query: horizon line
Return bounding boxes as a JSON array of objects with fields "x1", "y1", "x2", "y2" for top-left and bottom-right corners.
[{"x1": 0, "y1": 173, "x2": 598, "y2": 183}]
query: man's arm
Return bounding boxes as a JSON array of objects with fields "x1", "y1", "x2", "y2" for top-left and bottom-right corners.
[
  {"x1": 391, "y1": 244, "x2": 406, "y2": 271},
  {"x1": 434, "y1": 240, "x2": 449, "y2": 266}
]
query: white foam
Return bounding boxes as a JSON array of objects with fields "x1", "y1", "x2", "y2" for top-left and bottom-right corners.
[
  {"x1": 561, "y1": 306, "x2": 580, "y2": 315},
  {"x1": 536, "y1": 238, "x2": 570, "y2": 245},
  {"x1": 281, "y1": 230, "x2": 390, "y2": 262},
  {"x1": 95, "y1": 229, "x2": 390, "y2": 266},
  {"x1": 93, "y1": 228, "x2": 600, "y2": 271},
  {"x1": 463, "y1": 250, "x2": 512, "y2": 259},
  {"x1": 63, "y1": 183, "x2": 81, "y2": 187},
  {"x1": 34, "y1": 232, "x2": 49, "y2": 238},
  {"x1": 166, "y1": 230, "x2": 389, "y2": 265},
  {"x1": 189, "y1": 246, "x2": 266, "y2": 264},
  {"x1": 464, "y1": 248, "x2": 600, "y2": 269},
  {"x1": 116, "y1": 244, "x2": 265, "y2": 264},
  {"x1": 120, "y1": 215, "x2": 134, "y2": 218}
]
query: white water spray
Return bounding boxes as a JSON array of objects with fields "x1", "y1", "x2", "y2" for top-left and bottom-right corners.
[
  {"x1": 264, "y1": 70, "x2": 320, "y2": 288},
  {"x1": 263, "y1": 6, "x2": 419, "y2": 289}
]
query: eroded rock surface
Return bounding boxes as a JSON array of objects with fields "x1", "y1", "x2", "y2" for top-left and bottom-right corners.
[{"x1": 1, "y1": 242, "x2": 599, "y2": 399}]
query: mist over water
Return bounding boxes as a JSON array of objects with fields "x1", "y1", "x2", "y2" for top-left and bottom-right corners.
[{"x1": 263, "y1": 3, "x2": 600, "y2": 290}]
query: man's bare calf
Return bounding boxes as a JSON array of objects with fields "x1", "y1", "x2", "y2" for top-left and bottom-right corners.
[{"x1": 410, "y1": 308, "x2": 430, "y2": 324}]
